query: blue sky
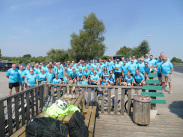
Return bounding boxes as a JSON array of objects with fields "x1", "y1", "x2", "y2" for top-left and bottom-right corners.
[{"x1": 0, "y1": 0, "x2": 183, "y2": 60}]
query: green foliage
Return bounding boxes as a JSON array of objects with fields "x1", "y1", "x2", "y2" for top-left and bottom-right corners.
[
  {"x1": 101, "y1": 56, "x2": 110, "y2": 61},
  {"x1": 23, "y1": 54, "x2": 31, "y2": 58},
  {"x1": 126, "y1": 40, "x2": 150, "y2": 58},
  {"x1": 47, "y1": 48, "x2": 68, "y2": 62},
  {"x1": 116, "y1": 46, "x2": 132, "y2": 56},
  {"x1": 70, "y1": 12, "x2": 106, "y2": 62},
  {"x1": 171, "y1": 57, "x2": 183, "y2": 63}
]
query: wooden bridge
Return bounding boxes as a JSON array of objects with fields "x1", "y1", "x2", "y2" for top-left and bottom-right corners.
[{"x1": 0, "y1": 71, "x2": 183, "y2": 137}]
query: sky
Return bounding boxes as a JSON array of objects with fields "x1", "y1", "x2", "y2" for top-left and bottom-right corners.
[{"x1": 0, "y1": 0, "x2": 183, "y2": 60}]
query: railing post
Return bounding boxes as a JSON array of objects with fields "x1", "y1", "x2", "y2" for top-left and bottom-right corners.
[
  {"x1": 107, "y1": 88, "x2": 112, "y2": 114},
  {"x1": 14, "y1": 96, "x2": 20, "y2": 130},
  {"x1": 127, "y1": 88, "x2": 132, "y2": 115},
  {"x1": 42, "y1": 81, "x2": 47, "y2": 105},
  {"x1": 87, "y1": 88, "x2": 91, "y2": 107},
  {"x1": 121, "y1": 88, "x2": 125, "y2": 115},
  {"x1": 0, "y1": 100, "x2": 5, "y2": 137},
  {"x1": 114, "y1": 88, "x2": 119, "y2": 115},
  {"x1": 7, "y1": 98, "x2": 13, "y2": 136}
]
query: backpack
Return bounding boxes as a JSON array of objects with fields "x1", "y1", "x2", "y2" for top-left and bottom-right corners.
[
  {"x1": 68, "y1": 111, "x2": 89, "y2": 137},
  {"x1": 26, "y1": 117, "x2": 68, "y2": 137},
  {"x1": 89, "y1": 101, "x2": 100, "y2": 118}
]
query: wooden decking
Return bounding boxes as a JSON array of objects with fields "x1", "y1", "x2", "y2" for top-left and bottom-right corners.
[
  {"x1": 95, "y1": 112, "x2": 183, "y2": 137},
  {"x1": 94, "y1": 71, "x2": 183, "y2": 137}
]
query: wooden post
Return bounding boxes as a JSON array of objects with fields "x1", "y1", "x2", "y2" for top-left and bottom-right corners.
[
  {"x1": 127, "y1": 89, "x2": 132, "y2": 115},
  {"x1": 107, "y1": 88, "x2": 112, "y2": 114},
  {"x1": 0, "y1": 101, "x2": 5, "y2": 137},
  {"x1": 121, "y1": 88, "x2": 125, "y2": 115},
  {"x1": 42, "y1": 81, "x2": 47, "y2": 105},
  {"x1": 114, "y1": 88, "x2": 118, "y2": 115}
]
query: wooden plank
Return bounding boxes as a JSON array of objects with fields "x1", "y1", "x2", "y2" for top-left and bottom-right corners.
[
  {"x1": 88, "y1": 106, "x2": 96, "y2": 137},
  {"x1": 63, "y1": 111, "x2": 75, "y2": 123},
  {"x1": 84, "y1": 107, "x2": 92, "y2": 127},
  {"x1": 7, "y1": 98, "x2": 13, "y2": 136},
  {"x1": 14, "y1": 96, "x2": 20, "y2": 130},
  {"x1": 127, "y1": 89, "x2": 132, "y2": 115},
  {"x1": 10, "y1": 125, "x2": 26, "y2": 137},
  {"x1": 101, "y1": 88, "x2": 104, "y2": 114},
  {"x1": 51, "y1": 86, "x2": 54, "y2": 96},
  {"x1": 121, "y1": 88, "x2": 125, "y2": 115},
  {"x1": 141, "y1": 92, "x2": 164, "y2": 97},
  {"x1": 31, "y1": 89, "x2": 34, "y2": 118},
  {"x1": 19, "y1": 132, "x2": 26, "y2": 137},
  {"x1": 151, "y1": 99, "x2": 166, "y2": 104},
  {"x1": 145, "y1": 79, "x2": 161, "y2": 84},
  {"x1": 21, "y1": 94, "x2": 25, "y2": 126},
  {"x1": 26, "y1": 91, "x2": 30, "y2": 122},
  {"x1": 107, "y1": 88, "x2": 112, "y2": 114},
  {"x1": 114, "y1": 88, "x2": 118, "y2": 115},
  {"x1": 75, "y1": 87, "x2": 79, "y2": 94},
  {"x1": 148, "y1": 73, "x2": 158, "y2": 78},
  {"x1": 0, "y1": 101, "x2": 5, "y2": 137},
  {"x1": 57, "y1": 86, "x2": 60, "y2": 99},
  {"x1": 35, "y1": 88, "x2": 39, "y2": 116},
  {"x1": 142, "y1": 85, "x2": 162, "y2": 91},
  {"x1": 74, "y1": 94, "x2": 83, "y2": 107},
  {"x1": 87, "y1": 88, "x2": 91, "y2": 107},
  {"x1": 94, "y1": 88, "x2": 97, "y2": 102}
]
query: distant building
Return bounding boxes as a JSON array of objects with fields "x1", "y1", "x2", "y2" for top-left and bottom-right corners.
[{"x1": 112, "y1": 54, "x2": 125, "y2": 61}]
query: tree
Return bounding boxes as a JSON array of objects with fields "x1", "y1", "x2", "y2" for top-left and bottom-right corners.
[
  {"x1": 126, "y1": 40, "x2": 150, "y2": 58},
  {"x1": 116, "y1": 46, "x2": 132, "y2": 56},
  {"x1": 171, "y1": 57, "x2": 183, "y2": 63},
  {"x1": 46, "y1": 48, "x2": 68, "y2": 62},
  {"x1": 101, "y1": 55, "x2": 111, "y2": 61},
  {"x1": 23, "y1": 54, "x2": 31, "y2": 58},
  {"x1": 70, "y1": 12, "x2": 106, "y2": 62}
]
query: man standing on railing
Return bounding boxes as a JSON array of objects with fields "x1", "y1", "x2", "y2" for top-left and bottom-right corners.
[{"x1": 6, "y1": 64, "x2": 20, "y2": 95}]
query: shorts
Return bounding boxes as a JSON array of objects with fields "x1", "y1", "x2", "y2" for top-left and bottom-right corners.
[
  {"x1": 158, "y1": 73, "x2": 162, "y2": 78},
  {"x1": 19, "y1": 82, "x2": 25, "y2": 88},
  {"x1": 115, "y1": 72, "x2": 122, "y2": 78},
  {"x1": 9, "y1": 82, "x2": 19, "y2": 89},
  {"x1": 162, "y1": 73, "x2": 172, "y2": 83}
]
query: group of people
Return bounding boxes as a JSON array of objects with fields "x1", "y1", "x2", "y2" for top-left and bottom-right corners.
[{"x1": 6, "y1": 52, "x2": 174, "y2": 95}]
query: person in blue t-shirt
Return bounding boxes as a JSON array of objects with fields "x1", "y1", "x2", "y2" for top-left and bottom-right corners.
[
  {"x1": 109, "y1": 70, "x2": 115, "y2": 86},
  {"x1": 148, "y1": 55, "x2": 157, "y2": 66},
  {"x1": 160, "y1": 57, "x2": 174, "y2": 93},
  {"x1": 52, "y1": 74, "x2": 62, "y2": 92},
  {"x1": 6, "y1": 64, "x2": 20, "y2": 95},
  {"x1": 25, "y1": 69, "x2": 38, "y2": 88},
  {"x1": 122, "y1": 71, "x2": 134, "y2": 86},
  {"x1": 137, "y1": 59, "x2": 145, "y2": 75},
  {"x1": 134, "y1": 69, "x2": 145, "y2": 86},
  {"x1": 18, "y1": 65, "x2": 25, "y2": 91},
  {"x1": 101, "y1": 66, "x2": 109, "y2": 82},
  {"x1": 129, "y1": 60, "x2": 137, "y2": 77},
  {"x1": 108, "y1": 59, "x2": 113, "y2": 72},
  {"x1": 22, "y1": 65, "x2": 31, "y2": 90},
  {"x1": 122, "y1": 60, "x2": 129, "y2": 79},
  {"x1": 157, "y1": 56, "x2": 163, "y2": 83},
  {"x1": 77, "y1": 68, "x2": 83, "y2": 79},
  {"x1": 90, "y1": 71, "x2": 100, "y2": 85},
  {"x1": 114, "y1": 59, "x2": 122, "y2": 85},
  {"x1": 144, "y1": 54, "x2": 150, "y2": 63},
  {"x1": 70, "y1": 68, "x2": 77, "y2": 80},
  {"x1": 144, "y1": 62, "x2": 150, "y2": 79},
  {"x1": 46, "y1": 68, "x2": 54, "y2": 84},
  {"x1": 36, "y1": 69, "x2": 47, "y2": 85},
  {"x1": 101, "y1": 78, "x2": 108, "y2": 86}
]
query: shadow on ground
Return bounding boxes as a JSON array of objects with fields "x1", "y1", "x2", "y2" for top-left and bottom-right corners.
[{"x1": 169, "y1": 101, "x2": 183, "y2": 119}]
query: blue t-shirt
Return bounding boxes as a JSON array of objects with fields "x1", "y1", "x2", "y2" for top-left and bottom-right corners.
[
  {"x1": 77, "y1": 71, "x2": 83, "y2": 78},
  {"x1": 53, "y1": 78, "x2": 61, "y2": 84},
  {"x1": 148, "y1": 59, "x2": 157, "y2": 66},
  {"x1": 97, "y1": 70, "x2": 103, "y2": 77},
  {"x1": 115, "y1": 63, "x2": 122, "y2": 73},
  {"x1": 83, "y1": 71, "x2": 90, "y2": 77},
  {"x1": 6, "y1": 68, "x2": 19, "y2": 83},
  {"x1": 92, "y1": 64, "x2": 97, "y2": 71},
  {"x1": 157, "y1": 60, "x2": 163, "y2": 73},
  {"x1": 81, "y1": 80, "x2": 88, "y2": 85},
  {"x1": 129, "y1": 63, "x2": 137, "y2": 75},
  {"x1": 102, "y1": 71, "x2": 109, "y2": 79},
  {"x1": 46, "y1": 73, "x2": 54, "y2": 83},
  {"x1": 57, "y1": 68, "x2": 64, "y2": 79},
  {"x1": 63, "y1": 77, "x2": 69, "y2": 84},
  {"x1": 138, "y1": 62, "x2": 145, "y2": 73},
  {"x1": 34, "y1": 68, "x2": 40, "y2": 75},
  {"x1": 160, "y1": 62, "x2": 173, "y2": 74},
  {"x1": 36, "y1": 73, "x2": 47, "y2": 84},
  {"x1": 122, "y1": 64, "x2": 129, "y2": 75},
  {"x1": 18, "y1": 69, "x2": 24, "y2": 82},
  {"x1": 134, "y1": 59, "x2": 138, "y2": 64},
  {"x1": 67, "y1": 68, "x2": 73, "y2": 76},
  {"x1": 144, "y1": 58, "x2": 150, "y2": 62},
  {"x1": 41, "y1": 66, "x2": 47, "y2": 72},
  {"x1": 70, "y1": 71, "x2": 77, "y2": 79},
  {"x1": 108, "y1": 61, "x2": 113, "y2": 72},
  {"x1": 124, "y1": 75, "x2": 134, "y2": 83},
  {"x1": 23, "y1": 69, "x2": 30, "y2": 78},
  {"x1": 144, "y1": 66, "x2": 150, "y2": 74},
  {"x1": 25, "y1": 74, "x2": 37, "y2": 86},
  {"x1": 90, "y1": 74, "x2": 99, "y2": 84},
  {"x1": 134, "y1": 73, "x2": 145, "y2": 83}
]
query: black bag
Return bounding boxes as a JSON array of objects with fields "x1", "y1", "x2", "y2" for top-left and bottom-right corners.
[
  {"x1": 68, "y1": 111, "x2": 89, "y2": 137},
  {"x1": 26, "y1": 117, "x2": 68, "y2": 137},
  {"x1": 89, "y1": 101, "x2": 100, "y2": 118}
]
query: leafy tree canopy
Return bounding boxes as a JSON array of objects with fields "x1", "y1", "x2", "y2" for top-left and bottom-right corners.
[
  {"x1": 70, "y1": 12, "x2": 106, "y2": 62},
  {"x1": 171, "y1": 57, "x2": 183, "y2": 63},
  {"x1": 46, "y1": 48, "x2": 68, "y2": 62},
  {"x1": 116, "y1": 46, "x2": 132, "y2": 56}
]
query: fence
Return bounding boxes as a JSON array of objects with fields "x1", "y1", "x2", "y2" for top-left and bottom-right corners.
[{"x1": 0, "y1": 82, "x2": 142, "y2": 137}]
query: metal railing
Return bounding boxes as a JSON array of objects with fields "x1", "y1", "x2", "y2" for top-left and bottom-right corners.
[{"x1": 0, "y1": 81, "x2": 142, "y2": 137}]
